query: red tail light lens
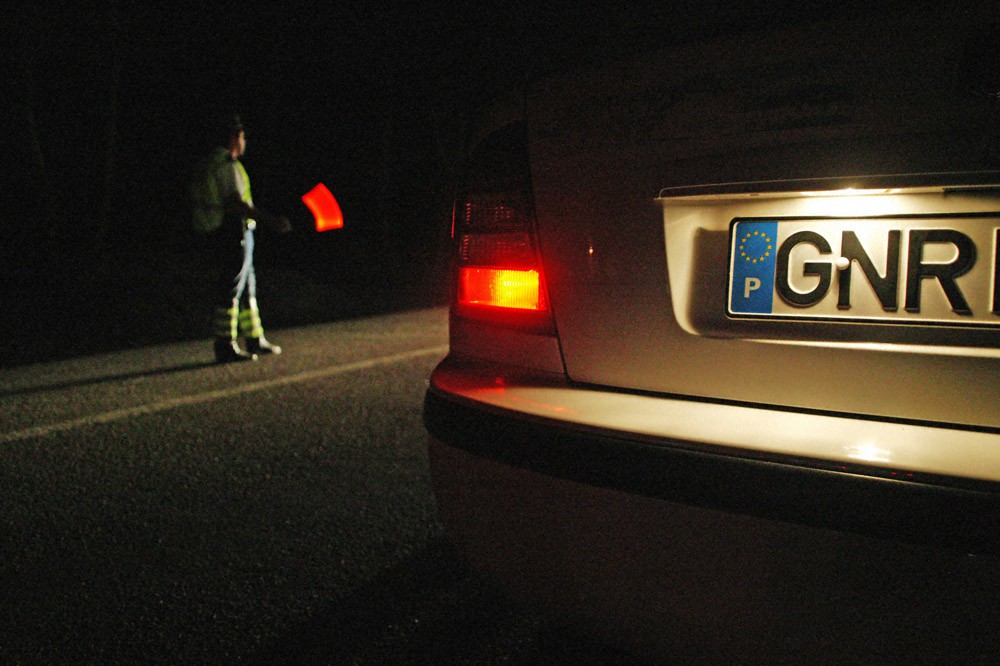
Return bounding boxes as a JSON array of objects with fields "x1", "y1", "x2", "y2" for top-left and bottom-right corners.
[{"x1": 452, "y1": 122, "x2": 553, "y2": 330}]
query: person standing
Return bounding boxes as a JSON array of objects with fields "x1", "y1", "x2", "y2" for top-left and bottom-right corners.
[{"x1": 191, "y1": 114, "x2": 290, "y2": 363}]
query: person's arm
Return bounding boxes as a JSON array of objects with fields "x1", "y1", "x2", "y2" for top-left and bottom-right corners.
[
  {"x1": 225, "y1": 198, "x2": 291, "y2": 233},
  {"x1": 226, "y1": 161, "x2": 292, "y2": 233}
]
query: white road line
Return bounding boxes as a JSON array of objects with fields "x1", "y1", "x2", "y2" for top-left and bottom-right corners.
[{"x1": 1, "y1": 346, "x2": 449, "y2": 444}]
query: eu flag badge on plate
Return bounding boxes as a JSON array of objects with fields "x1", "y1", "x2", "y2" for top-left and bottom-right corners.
[{"x1": 730, "y1": 220, "x2": 778, "y2": 314}]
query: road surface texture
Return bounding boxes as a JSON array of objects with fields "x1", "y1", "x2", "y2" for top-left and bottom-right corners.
[{"x1": 1, "y1": 308, "x2": 641, "y2": 664}]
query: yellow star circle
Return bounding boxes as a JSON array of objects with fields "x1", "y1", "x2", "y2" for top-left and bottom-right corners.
[{"x1": 739, "y1": 230, "x2": 773, "y2": 264}]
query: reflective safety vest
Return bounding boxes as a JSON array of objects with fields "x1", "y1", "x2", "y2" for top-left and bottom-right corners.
[{"x1": 191, "y1": 148, "x2": 254, "y2": 234}]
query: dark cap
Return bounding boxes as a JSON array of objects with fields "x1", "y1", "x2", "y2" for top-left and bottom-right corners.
[
  {"x1": 212, "y1": 113, "x2": 246, "y2": 148},
  {"x1": 228, "y1": 114, "x2": 245, "y2": 134}
]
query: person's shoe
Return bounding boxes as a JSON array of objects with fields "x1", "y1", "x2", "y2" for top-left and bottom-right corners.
[
  {"x1": 215, "y1": 339, "x2": 257, "y2": 363},
  {"x1": 247, "y1": 336, "x2": 282, "y2": 355}
]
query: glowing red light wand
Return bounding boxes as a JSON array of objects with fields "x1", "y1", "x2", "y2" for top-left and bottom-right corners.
[{"x1": 301, "y1": 183, "x2": 344, "y2": 232}]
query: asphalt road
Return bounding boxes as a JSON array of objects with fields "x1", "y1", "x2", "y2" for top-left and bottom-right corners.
[{"x1": 1, "y1": 308, "x2": 633, "y2": 664}]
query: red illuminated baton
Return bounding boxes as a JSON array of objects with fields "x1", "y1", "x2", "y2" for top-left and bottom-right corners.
[{"x1": 301, "y1": 183, "x2": 344, "y2": 232}]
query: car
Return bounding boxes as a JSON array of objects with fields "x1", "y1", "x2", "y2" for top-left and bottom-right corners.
[{"x1": 424, "y1": 3, "x2": 1000, "y2": 661}]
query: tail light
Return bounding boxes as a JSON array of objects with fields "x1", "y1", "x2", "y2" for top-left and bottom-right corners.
[{"x1": 452, "y1": 122, "x2": 554, "y2": 332}]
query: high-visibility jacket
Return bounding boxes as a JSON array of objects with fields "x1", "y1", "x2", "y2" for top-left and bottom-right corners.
[{"x1": 191, "y1": 148, "x2": 254, "y2": 235}]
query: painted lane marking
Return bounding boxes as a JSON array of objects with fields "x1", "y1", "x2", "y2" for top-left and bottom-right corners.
[{"x1": 1, "y1": 346, "x2": 448, "y2": 444}]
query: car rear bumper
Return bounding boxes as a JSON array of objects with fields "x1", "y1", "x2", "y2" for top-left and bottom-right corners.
[
  {"x1": 424, "y1": 359, "x2": 1000, "y2": 659},
  {"x1": 425, "y1": 358, "x2": 1000, "y2": 554}
]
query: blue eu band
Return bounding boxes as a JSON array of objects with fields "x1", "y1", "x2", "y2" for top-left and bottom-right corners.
[{"x1": 731, "y1": 220, "x2": 778, "y2": 314}]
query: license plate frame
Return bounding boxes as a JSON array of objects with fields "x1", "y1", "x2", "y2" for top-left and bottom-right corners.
[{"x1": 727, "y1": 214, "x2": 1000, "y2": 328}]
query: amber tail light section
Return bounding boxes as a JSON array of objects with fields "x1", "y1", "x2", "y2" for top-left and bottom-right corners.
[{"x1": 458, "y1": 267, "x2": 546, "y2": 311}]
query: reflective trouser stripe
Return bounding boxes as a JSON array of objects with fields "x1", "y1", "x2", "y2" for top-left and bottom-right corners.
[
  {"x1": 239, "y1": 307, "x2": 264, "y2": 339},
  {"x1": 213, "y1": 304, "x2": 239, "y2": 340}
]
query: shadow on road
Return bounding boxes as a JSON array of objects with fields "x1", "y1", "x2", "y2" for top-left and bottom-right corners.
[{"x1": 0, "y1": 359, "x2": 219, "y2": 397}]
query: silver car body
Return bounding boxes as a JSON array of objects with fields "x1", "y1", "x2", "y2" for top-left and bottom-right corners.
[{"x1": 426, "y1": 2, "x2": 1000, "y2": 661}]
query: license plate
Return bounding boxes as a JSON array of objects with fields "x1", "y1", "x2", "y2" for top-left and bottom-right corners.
[{"x1": 728, "y1": 215, "x2": 1000, "y2": 326}]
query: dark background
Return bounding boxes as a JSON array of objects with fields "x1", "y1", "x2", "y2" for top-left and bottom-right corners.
[{"x1": 3, "y1": 1, "x2": 874, "y2": 366}]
